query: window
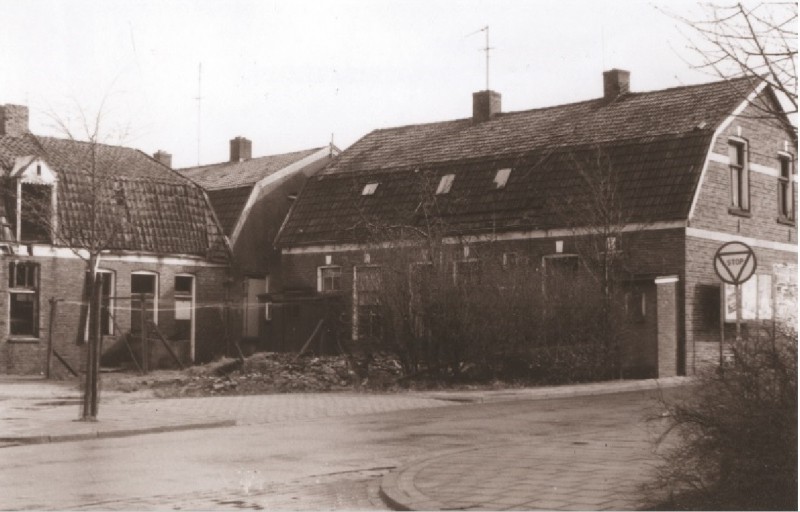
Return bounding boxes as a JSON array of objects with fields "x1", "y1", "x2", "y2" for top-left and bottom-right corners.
[
  {"x1": 9, "y1": 261, "x2": 39, "y2": 337},
  {"x1": 625, "y1": 290, "x2": 646, "y2": 323},
  {"x1": 778, "y1": 154, "x2": 794, "y2": 221},
  {"x1": 354, "y1": 266, "x2": 383, "y2": 341},
  {"x1": 130, "y1": 272, "x2": 158, "y2": 335},
  {"x1": 542, "y1": 254, "x2": 579, "y2": 297},
  {"x1": 7, "y1": 183, "x2": 54, "y2": 243},
  {"x1": 435, "y1": 174, "x2": 455, "y2": 195},
  {"x1": 493, "y1": 168, "x2": 512, "y2": 189},
  {"x1": 361, "y1": 183, "x2": 379, "y2": 196},
  {"x1": 83, "y1": 270, "x2": 115, "y2": 340},
  {"x1": 174, "y1": 275, "x2": 194, "y2": 342},
  {"x1": 729, "y1": 139, "x2": 749, "y2": 211},
  {"x1": 318, "y1": 266, "x2": 342, "y2": 293},
  {"x1": 502, "y1": 252, "x2": 519, "y2": 269}
]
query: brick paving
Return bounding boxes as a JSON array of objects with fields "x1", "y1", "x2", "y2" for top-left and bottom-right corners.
[
  {"x1": 380, "y1": 426, "x2": 666, "y2": 511},
  {"x1": 0, "y1": 391, "x2": 458, "y2": 442},
  {"x1": 66, "y1": 469, "x2": 391, "y2": 511}
]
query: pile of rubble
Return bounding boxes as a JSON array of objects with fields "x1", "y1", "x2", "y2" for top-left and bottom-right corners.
[{"x1": 109, "y1": 352, "x2": 406, "y2": 397}]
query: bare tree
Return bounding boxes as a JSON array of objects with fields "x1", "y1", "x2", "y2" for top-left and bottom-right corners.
[
  {"x1": 668, "y1": 2, "x2": 797, "y2": 118},
  {"x1": 13, "y1": 100, "x2": 133, "y2": 420}
]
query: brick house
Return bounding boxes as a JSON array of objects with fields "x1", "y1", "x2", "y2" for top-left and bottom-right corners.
[
  {"x1": 0, "y1": 104, "x2": 231, "y2": 375},
  {"x1": 178, "y1": 137, "x2": 339, "y2": 353},
  {"x1": 275, "y1": 70, "x2": 797, "y2": 376}
]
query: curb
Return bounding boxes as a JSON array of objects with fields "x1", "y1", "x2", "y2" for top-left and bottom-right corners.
[
  {"x1": 421, "y1": 376, "x2": 693, "y2": 404},
  {"x1": 0, "y1": 419, "x2": 236, "y2": 446},
  {"x1": 380, "y1": 445, "x2": 504, "y2": 511}
]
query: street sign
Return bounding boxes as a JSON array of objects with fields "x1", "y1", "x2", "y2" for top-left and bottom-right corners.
[{"x1": 713, "y1": 241, "x2": 757, "y2": 285}]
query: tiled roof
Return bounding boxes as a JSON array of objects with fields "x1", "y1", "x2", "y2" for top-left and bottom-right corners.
[
  {"x1": 207, "y1": 186, "x2": 253, "y2": 236},
  {"x1": 278, "y1": 133, "x2": 713, "y2": 246},
  {"x1": 278, "y1": 76, "x2": 760, "y2": 247},
  {"x1": 323, "y1": 76, "x2": 757, "y2": 174},
  {"x1": 178, "y1": 147, "x2": 324, "y2": 190},
  {"x1": 0, "y1": 133, "x2": 229, "y2": 260}
]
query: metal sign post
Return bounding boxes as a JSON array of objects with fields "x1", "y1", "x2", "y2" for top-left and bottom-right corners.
[{"x1": 713, "y1": 241, "x2": 757, "y2": 352}]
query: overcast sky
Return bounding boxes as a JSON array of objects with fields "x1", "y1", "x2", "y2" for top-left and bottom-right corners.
[{"x1": 1, "y1": 0, "x2": 717, "y2": 168}]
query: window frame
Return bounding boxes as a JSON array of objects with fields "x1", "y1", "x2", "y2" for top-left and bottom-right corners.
[
  {"x1": 317, "y1": 265, "x2": 342, "y2": 293},
  {"x1": 173, "y1": 273, "x2": 196, "y2": 359},
  {"x1": 728, "y1": 138, "x2": 750, "y2": 213},
  {"x1": 130, "y1": 270, "x2": 159, "y2": 327},
  {"x1": 8, "y1": 261, "x2": 40, "y2": 338},
  {"x1": 352, "y1": 265, "x2": 383, "y2": 341},
  {"x1": 777, "y1": 152, "x2": 795, "y2": 223},
  {"x1": 83, "y1": 269, "x2": 116, "y2": 341}
]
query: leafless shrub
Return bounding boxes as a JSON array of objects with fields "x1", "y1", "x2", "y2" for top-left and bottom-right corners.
[{"x1": 651, "y1": 329, "x2": 797, "y2": 510}]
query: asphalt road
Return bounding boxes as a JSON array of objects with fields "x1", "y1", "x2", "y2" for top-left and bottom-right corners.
[{"x1": 0, "y1": 389, "x2": 676, "y2": 510}]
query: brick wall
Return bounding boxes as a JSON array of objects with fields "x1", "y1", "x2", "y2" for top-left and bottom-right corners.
[
  {"x1": 281, "y1": 228, "x2": 686, "y2": 375},
  {"x1": 0, "y1": 254, "x2": 230, "y2": 375},
  {"x1": 685, "y1": 95, "x2": 797, "y2": 374}
]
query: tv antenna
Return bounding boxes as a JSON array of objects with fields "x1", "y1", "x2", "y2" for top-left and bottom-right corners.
[
  {"x1": 195, "y1": 63, "x2": 203, "y2": 166},
  {"x1": 466, "y1": 25, "x2": 493, "y2": 90}
]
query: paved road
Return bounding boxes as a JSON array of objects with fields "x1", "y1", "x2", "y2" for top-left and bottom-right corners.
[{"x1": 0, "y1": 388, "x2": 676, "y2": 510}]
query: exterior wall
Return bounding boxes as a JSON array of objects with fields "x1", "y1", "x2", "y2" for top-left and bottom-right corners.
[
  {"x1": 684, "y1": 236, "x2": 795, "y2": 373},
  {"x1": 0, "y1": 252, "x2": 230, "y2": 376},
  {"x1": 229, "y1": 155, "x2": 335, "y2": 346},
  {"x1": 279, "y1": 228, "x2": 686, "y2": 374},
  {"x1": 686, "y1": 97, "x2": 797, "y2": 374}
]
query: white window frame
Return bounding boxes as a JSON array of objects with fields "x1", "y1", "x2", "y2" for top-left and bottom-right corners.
[
  {"x1": 317, "y1": 265, "x2": 342, "y2": 293},
  {"x1": 729, "y1": 138, "x2": 749, "y2": 211},
  {"x1": 8, "y1": 260, "x2": 39, "y2": 338},
  {"x1": 174, "y1": 273, "x2": 196, "y2": 361},
  {"x1": 778, "y1": 152, "x2": 794, "y2": 221},
  {"x1": 131, "y1": 271, "x2": 159, "y2": 326}
]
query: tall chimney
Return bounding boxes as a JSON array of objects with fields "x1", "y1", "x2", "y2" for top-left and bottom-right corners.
[
  {"x1": 230, "y1": 136, "x2": 252, "y2": 162},
  {"x1": 472, "y1": 90, "x2": 501, "y2": 123},
  {"x1": 603, "y1": 69, "x2": 630, "y2": 100},
  {"x1": 153, "y1": 150, "x2": 172, "y2": 168},
  {"x1": 0, "y1": 104, "x2": 29, "y2": 137}
]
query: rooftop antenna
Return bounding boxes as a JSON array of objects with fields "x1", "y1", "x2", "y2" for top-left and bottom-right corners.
[
  {"x1": 195, "y1": 63, "x2": 203, "y2": 166},
  {"x1": 466, "y1": 25, "x2": 493, "y2": 90}
]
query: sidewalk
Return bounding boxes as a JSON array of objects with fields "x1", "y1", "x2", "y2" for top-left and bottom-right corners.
[
  {"x1": 0, "y1": 376, "x2": 690, "y2": 447},
  {"x1": 1, "y1": 376, "x2": 690, "y2": 510}
]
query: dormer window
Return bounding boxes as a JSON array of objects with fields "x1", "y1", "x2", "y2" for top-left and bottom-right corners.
[
  {"x1": 7, "y1": 157, "x2": 58, "y2": 243},
  {"x1": 362, "y1": 183, "x2": 379, "y2": 196},
  {"x1": 493, "y1": 168, "x2": 511, "y2": 189},
  {"x1": 435, "y1": 174, "x2": 455, "y2": 195}
]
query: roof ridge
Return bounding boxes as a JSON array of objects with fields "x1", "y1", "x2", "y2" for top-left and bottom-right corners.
[
  {"x1": 177, "y1": 146, "x2": 325, "y2": 172},
  {"x1": 358, "y1": 75, "x2": 759, "y2": 136}
]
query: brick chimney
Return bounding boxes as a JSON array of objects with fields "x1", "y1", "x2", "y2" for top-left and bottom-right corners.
[
  {"x1": 153, "y1": 150, "x2": 172, "y2": 168},
  {"x1": 472, "y1": 90, "x2": 501, "y2": 123},
  {"x1": 0, "y1": 104, "x2": 29, "y2": 137},
  {"x1": 603, "y1": 69, "x2": 630, "y2": 100},
  {"x1": 230, "y1": 136, "x2": 252, "y2": 162}
]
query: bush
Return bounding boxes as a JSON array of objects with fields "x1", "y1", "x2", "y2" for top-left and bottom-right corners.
[{"x1": 652, "y1": 331, "x2": 797, "y2": 510}]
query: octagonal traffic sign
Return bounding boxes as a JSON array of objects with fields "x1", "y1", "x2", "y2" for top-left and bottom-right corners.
[{"x1": 713, "y1": 241, "x2": 757, "y2": 285}]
